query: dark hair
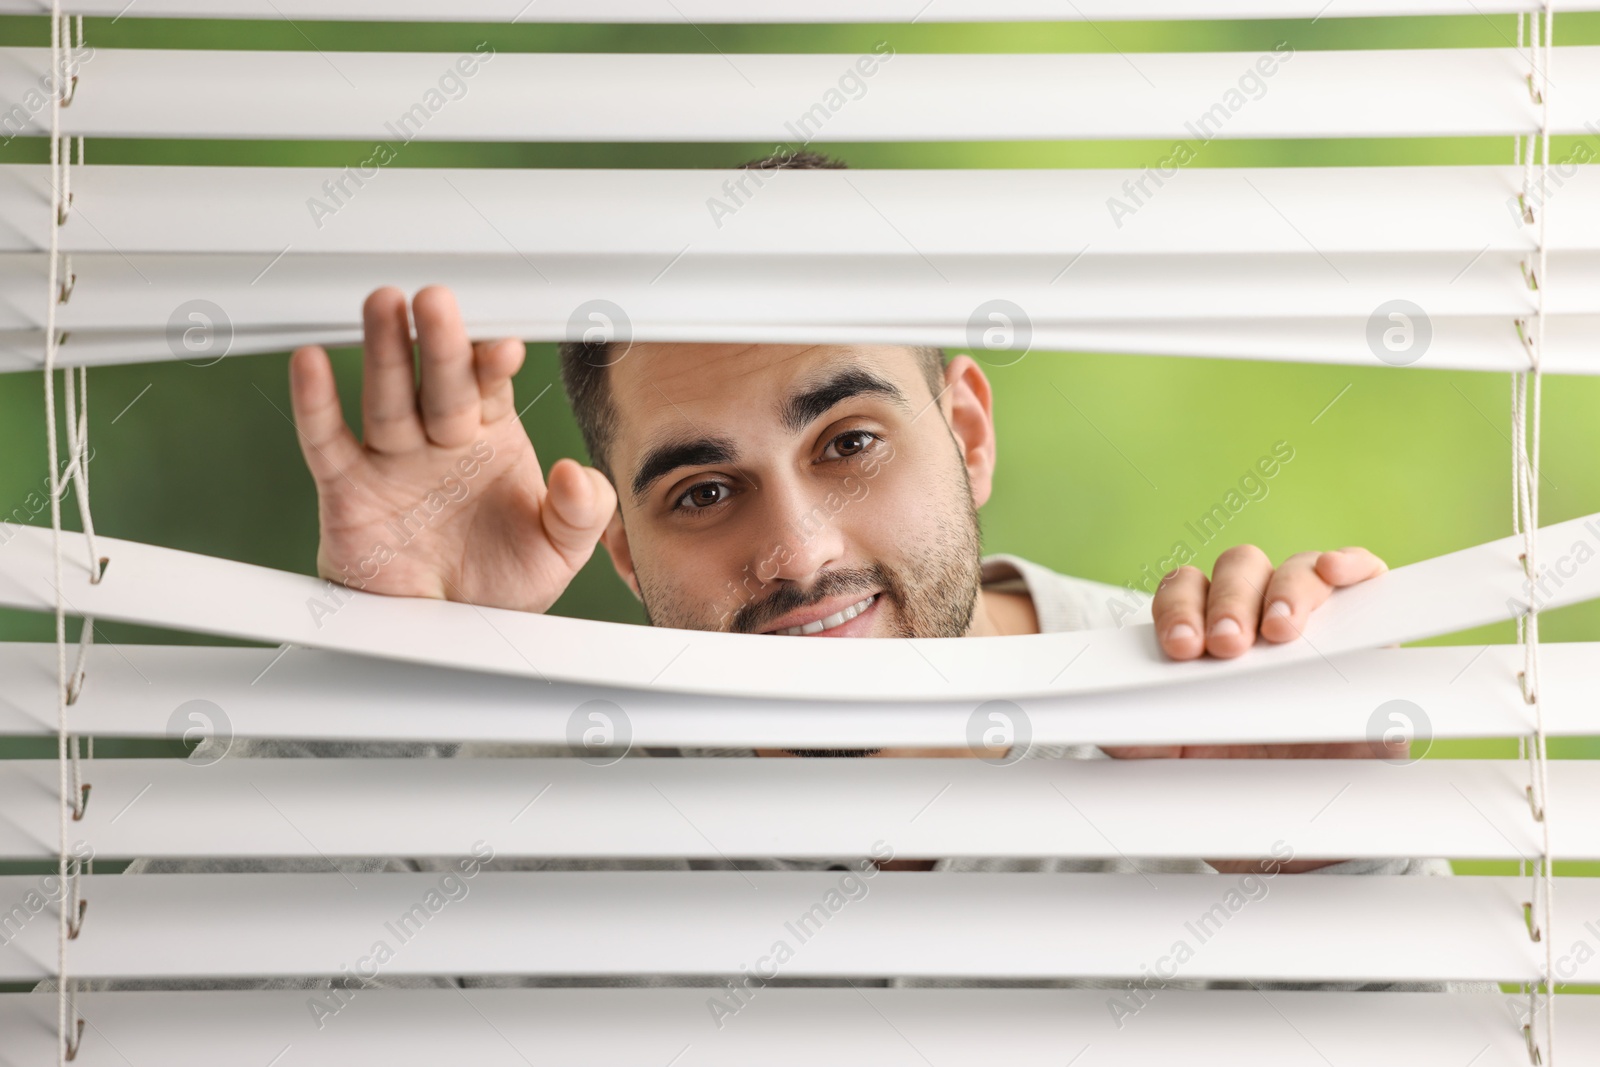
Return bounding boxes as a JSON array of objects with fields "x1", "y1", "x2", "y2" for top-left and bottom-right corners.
[{"x1": 558, "y1": 149, "x2": 948, "y2": 480}]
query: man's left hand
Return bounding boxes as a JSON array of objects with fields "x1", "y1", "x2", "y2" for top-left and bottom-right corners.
[{"x1": 1103, "y1": 544, "x2": 1388, "y2": 763}]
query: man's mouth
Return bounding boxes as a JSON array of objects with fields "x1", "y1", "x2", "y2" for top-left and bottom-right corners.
[{"x1": 764, "y1": 593, "x2": 880, "y2": 636}]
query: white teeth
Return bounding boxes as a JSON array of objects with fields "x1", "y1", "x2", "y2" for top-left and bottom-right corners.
[{"x1": 775, "y1": 595, "x2": 876, "y2": 636}]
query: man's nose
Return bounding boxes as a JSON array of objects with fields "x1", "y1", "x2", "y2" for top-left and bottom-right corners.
[{"x1": 754, "y1": 480, "x2": 849, "y2": 586}]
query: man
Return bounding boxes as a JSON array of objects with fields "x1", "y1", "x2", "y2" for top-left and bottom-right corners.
[
  {"x1": 104, "y1": 155, "x2": 1466, "y2": 1012},
  {"x1": 289, "y1": 282, "x2": 1390, "y2": 764}
]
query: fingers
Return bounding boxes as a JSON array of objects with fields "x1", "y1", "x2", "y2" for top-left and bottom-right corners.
[
  {"x1": 1203, "y1": 544, "x2": 1274, "y2": 658},
  {"x1": 361, "y1": 287, "x2": 427, "y2": 454},
  {"x1": 1152, "y1": 565, "x2": 1209, "y2": 660},
  {"x1": 475, "y1": 337, "x2": 527, "y2": 426},
  {"x1": 363, "y1": 285, "x2": 525, "y2": 450},
  {"x1": 414, "y1": 286, "x2": 482, "y2": 448},
  {"x1": 1315, "y1": 546, "x2": 1389, "y2": 587},
  {"x1": 1258, "y1": 550, "x2": 1330, "y2": 643},
  {"x1": 1156, "y1": 544, "x2": 1391, "y2": 661},
  {"x1": 542, "y1": 458, "x2": 618, "y2": 569},
  {"x1": 288, "y1": 346, "x2": 364, "y2": 484}
]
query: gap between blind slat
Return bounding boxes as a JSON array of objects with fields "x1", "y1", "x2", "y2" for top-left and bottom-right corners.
[{"x1": 5, "y1": 0, "x2": 1600, "y2": 20}]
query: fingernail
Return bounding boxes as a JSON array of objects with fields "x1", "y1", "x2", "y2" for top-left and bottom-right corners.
[
  {"x1": 1210, "y1": 617, "x2": 1242, "y2": 637},
  {"x1": 1167, "y1": 622, "x2": 1197, "y2": 643},
  {"x1": 1265, "y1": 600, "x2": 1292, "y2": 620}
]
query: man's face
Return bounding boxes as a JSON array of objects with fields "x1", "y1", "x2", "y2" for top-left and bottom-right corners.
[{"x1": 600, "y1": 343, "x2": 992, "y2": 640}]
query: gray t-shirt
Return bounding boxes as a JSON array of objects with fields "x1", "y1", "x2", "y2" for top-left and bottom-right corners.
[{"x1": 85, "y1": 553, "x2": 1485, "y2": 996}]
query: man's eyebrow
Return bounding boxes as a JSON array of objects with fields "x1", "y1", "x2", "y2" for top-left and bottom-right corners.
[
  {"x1": 628, "y1": 368, "x2": 906, "y2": 504},
  {"x1": 779, "y1": 367, "x2": 911, "y2": 434},
  {"x1": 631, "y1": 436, "x2": 740, "y2": 504}
]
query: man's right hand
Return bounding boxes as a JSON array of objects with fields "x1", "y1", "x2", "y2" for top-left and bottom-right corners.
[{"x1": 288, "y1": 286, "x2": 616, "y2": 614}]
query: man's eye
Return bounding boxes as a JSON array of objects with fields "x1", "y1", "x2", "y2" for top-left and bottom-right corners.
[
  {"x1": 824, "y1": 430, "x2": 879, "y2": 460},
  {"x1": 675, "y1": 482, "x2": 730, "y2": 511}
]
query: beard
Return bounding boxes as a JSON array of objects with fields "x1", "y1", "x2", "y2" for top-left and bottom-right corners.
[{"x1": 635, "y1": 454, "x2": 985, "y2": 758}]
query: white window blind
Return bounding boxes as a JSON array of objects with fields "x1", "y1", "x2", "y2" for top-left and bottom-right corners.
[{"x1": 1, "y1": 3, "x2": 1596, "y2": 1066}]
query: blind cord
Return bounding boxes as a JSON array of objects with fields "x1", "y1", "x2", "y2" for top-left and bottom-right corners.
[
  {"x1": 46, "y1": 4, "x2": 94, "y2": 1063},
  {"x1": 1517, "y1": 4, "x2": 1557, "y2": 1063}
]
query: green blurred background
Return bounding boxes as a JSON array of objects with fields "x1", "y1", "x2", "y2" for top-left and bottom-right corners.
[{"x1": 0, "y1": 13, "x2": 1596, "y2": 984}]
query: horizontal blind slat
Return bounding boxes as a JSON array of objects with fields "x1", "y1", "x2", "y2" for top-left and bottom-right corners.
[
  {"x1": 0, "y1": 989, "x2": 1587, "y2": 1067},
  {"x1": 0, "y1": 517, "x2": 1596, "y2": 699},
  {"x1": 8, "y1": 166, "x2": 1596, "y2": 257},
  {"x1": 3, "y1": 757, "x2": 1592, "y2": 861},
  {"x1": 4, "y1": 47, "x2": 1598, "y2": 141},
  {"x1": 7, "y1": 252, "x2": 1599, "y2": 334},
  {"x1": 0, "y1": 871, "x2": 1590, "y2": 983},
  {"x1": 8, "y1": 317, "x2": 1600, "y2": 375},
  {"x1": 1, "y1": 642, "x2": 1593, "y2": 746}
]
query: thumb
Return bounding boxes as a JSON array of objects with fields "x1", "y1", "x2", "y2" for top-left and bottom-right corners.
[{"x1": 541, "y1": 458, "x2": 617, "y2": 568}]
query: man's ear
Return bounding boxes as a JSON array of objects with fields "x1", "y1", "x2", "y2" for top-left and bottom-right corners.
[
  {"x1": 939, "y1": 354, "x2": 998, "y2": 509},
  {"x1": 599, "y1": 507, "x2": 642, "y2": 601}
]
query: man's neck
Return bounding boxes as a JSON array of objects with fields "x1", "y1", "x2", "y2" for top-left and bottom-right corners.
[{"x1": 969, "y1": 586, "x2": 1040, "y2": 637}]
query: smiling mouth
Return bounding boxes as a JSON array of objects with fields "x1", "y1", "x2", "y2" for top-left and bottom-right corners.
[{"x1": 769, "y1": 594, "x2": 879, "y2": 636}]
